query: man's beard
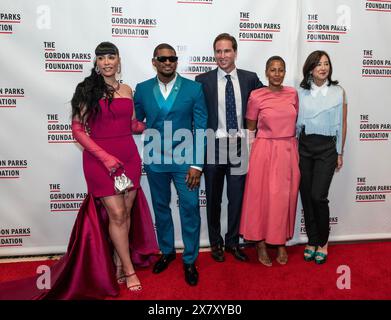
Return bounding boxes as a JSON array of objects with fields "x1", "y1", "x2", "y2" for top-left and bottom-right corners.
[{"x1": 159, "y1": 70, "x2": 175, "y2": 79}]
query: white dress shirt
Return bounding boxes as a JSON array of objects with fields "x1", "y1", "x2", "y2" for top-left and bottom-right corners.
[
  {"x1": 157, "y1": 73, "x2": 178, "y2": 99},
  {"x1": 216, "y1": 67, "x2": 245, "y2": 138},
  {"x1": 310, "y1": 80, "x2": 329, "y2": 97}
]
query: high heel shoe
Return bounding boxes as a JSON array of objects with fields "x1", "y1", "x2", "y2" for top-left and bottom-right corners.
[
  {"x1": 124, "y1": 273, "x2": 142, "y2": 291},
  {"x1": 276, "y1": 246, "x2": 288, "y2": 265},
  {"x1": 303, "y1": 247, "x2": 316, "y2": 262},
  {"x1": 314, "y1": 251, "x2": 327, "y2": 265},
  {"x1": 116, "y1": 265, "x2": 125, "y2": 284},
  {"x1": 256, "y1": 242, "x2": 272, "y2": 267}
]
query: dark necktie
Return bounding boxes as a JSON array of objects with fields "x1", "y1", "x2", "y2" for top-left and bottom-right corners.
[{"x1": 225, "y1": 74, "x2": 238, "y2": 131}]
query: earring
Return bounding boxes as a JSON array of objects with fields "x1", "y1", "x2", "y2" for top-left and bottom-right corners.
[
  {"x1": 115, "y1": 64, "x2": 122, "y2": 81},
  {"x1": 95, "y1": 65, "x2": 101, "y2": 75}
]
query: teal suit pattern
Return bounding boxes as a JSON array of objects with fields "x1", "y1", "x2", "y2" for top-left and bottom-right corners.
[{"x1": 134, "y1": 75, "x2": 207, "y2": 264}]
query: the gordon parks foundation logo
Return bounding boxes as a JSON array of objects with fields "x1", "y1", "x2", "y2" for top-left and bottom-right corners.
[
  {"x1": 239, "y1": 12, "x2": 281, "y2": 42},
  {"x1": 44, "y1": 42, "x2": 92, "y2": 73},
  {"x1": 359, "y1": 115, "x2": 390, "y2": 142},
  {"x1": 306, "y1": 13, "x2": 348, "y2": 43},
  {"x1": 0, "y1": 227, "x2": 30, "y2": 247},
  {"x1": 0, "y1": 87, "x2": 24, "y2": 108},
  {"x1": 362, "y1": 50, "x2": 391, "y2": 78},
  {"x1": 176, "y1": 46, "x2": 216, "y2": 76},
  {"x1": 49, "y1": 184, "x2": 86, "y2": 213},
  {"x1": 111, "y1": 6, "x2": 157, "y2": 38},
  {"x1": 299, "y1": 210, "x2": 338, "y2": 235},
  {"x1": 0, "y1": 159, "x2": 28, "y2": 179},
  {"x1": 47, "y1": 114, "x2": 76, "y2": 144},
  {"x1": 0, "y1": 13, "x2": 21, "y2": 35},
  {"x1": 355, "y1": 177, "x2": 391, "y2": 203},
  {"x1": 183, "y1": 55, "x2": 216, "y2": 76},
  {"x1": 365, "y1": 0, "x2": 391, "y2": 13}
]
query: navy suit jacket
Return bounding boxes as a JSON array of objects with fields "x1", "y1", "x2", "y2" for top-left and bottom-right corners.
[
  {"x1": 134, "y1": 75, "x2": 208, "y2": 172},
  {"x1": 195, "y1": 68, "x2": 263, "y2": 130}
]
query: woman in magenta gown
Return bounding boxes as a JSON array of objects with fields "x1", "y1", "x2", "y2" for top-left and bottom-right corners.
[
  {"x1": 240, "y1": 56, "x2": 300, "y2": 267},
  {"x1": 0, "y1": 42, "x2": 158, "y2": 300}
]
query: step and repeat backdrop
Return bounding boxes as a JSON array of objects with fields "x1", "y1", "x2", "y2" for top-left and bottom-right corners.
[{"x1": 1, "y1": 0, "x2": 390, "y2": 256}]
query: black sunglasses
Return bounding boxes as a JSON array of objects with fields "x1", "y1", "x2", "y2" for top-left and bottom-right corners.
[{"x1": 155, "y1": 56, "x2": 178, "y2": 63}]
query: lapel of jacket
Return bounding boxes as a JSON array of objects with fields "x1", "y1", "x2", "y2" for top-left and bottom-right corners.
[
  {"x1": 209, "y1": 69, "x2": 219, "y2": 130},
  {"x1": 142, "y1": 79, "x2": 160, "y2": 128},
  {"x1": 237, "y1": 69, "x2": 248, "y2": 119},
  {"x1": 151, "y1": 75, "x2": 183, "y2": 128}
]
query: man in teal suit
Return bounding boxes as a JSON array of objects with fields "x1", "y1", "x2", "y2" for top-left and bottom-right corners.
[{"x1": 134, "y1": 43, "x2": 207, "y2": 286}]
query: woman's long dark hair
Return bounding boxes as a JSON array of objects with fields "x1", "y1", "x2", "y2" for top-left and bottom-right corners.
[
  {"x1": 71, "y1": 42, "x2": 119, "y2": 123},
  {"x1": 300, "y1": 50, "x2": 338, "y2": 90}
]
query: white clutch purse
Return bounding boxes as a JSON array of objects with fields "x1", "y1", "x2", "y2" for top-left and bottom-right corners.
[{"x1": 112, "y1": 168, "x2": 133, "y2": 194}]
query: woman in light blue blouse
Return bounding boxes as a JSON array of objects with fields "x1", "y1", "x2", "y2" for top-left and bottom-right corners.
[{"x1": 297, "y1": 50, "x2": 347, "y2": 264}]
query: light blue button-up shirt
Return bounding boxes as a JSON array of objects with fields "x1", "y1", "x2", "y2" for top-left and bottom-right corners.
[{"x1": 297, "y1": 82, "x2": 345, "y2": 154}]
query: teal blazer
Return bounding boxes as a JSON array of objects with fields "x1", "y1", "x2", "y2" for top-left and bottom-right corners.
[{"x1": 134, "y1": 74, "x2": 208, "y2": 172}]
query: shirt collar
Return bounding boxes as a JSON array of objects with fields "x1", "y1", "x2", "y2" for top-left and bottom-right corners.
[
  {"x1": 157, "y1": 73, "x2": 178, "y2": 87},
  {"x1": 218, "y1": 67, "x2": 238, "y2": 81},
  {"x1": 310, "y1": 80, "x2": 329, "y2": 97}
]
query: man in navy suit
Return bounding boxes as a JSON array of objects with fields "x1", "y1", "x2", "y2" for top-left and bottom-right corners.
[
  {"x1": 134, "y1": 43, "x2": 207, "y2": 286},
  {"x1": 195, "y1": 33, "x2": 263, "y2": 263}
]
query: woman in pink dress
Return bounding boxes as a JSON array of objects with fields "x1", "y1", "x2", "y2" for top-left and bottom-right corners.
[{"x1": 240, "y1": 56, "x2": 300, "y2": 266}]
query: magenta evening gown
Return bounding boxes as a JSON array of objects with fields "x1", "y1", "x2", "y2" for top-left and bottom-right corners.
[{"x1": 0, "y1": 98, "x2": 158, "y2": 300}]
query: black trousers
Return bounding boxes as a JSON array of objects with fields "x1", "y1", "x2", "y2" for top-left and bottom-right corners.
[
  {"x1": 299, "y1": 132, "x2": 337, "y2": 247},
  {"x1": 204, "y1": 137, "x2": 247, "y2": 248}
]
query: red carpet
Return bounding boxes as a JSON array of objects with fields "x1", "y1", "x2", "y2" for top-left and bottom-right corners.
[{"x1": 1, "y1": 241, "x2": 390, "y2": 300}]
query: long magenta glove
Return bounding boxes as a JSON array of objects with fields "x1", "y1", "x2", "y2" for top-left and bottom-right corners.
[
  {"x1": 131, "y1": 118, "x2": 146, "y2": 134},
  {"x1": 72, "y1": 120, "x2": 123, "y2": 172}
]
